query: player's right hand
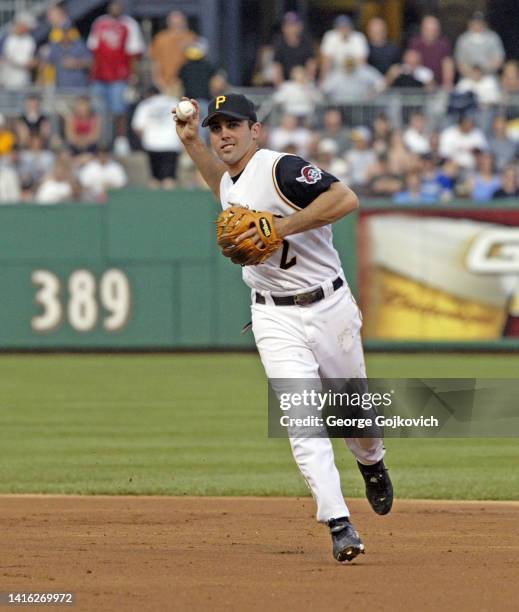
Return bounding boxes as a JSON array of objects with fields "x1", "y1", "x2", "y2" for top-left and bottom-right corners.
[{"x1": 172, "y1": 97, "x2": 201, "y2": 144}]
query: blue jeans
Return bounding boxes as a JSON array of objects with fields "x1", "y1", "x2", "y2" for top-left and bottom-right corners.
[{"x1": 91, "y1": 80, "x2": 128, "y2": 116}]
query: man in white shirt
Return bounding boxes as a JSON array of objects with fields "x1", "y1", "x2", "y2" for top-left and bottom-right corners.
[
  {"x1": 455, "y1": 65, "x2": 501, "y2": 106},
  {"x1": 0, "y1": 12, "x2": 36, "y2": 90},
  {"x1": 131, "y1": 87, "x2": 182, "y2": 188},
  {"x1": 403, "y1": 111, "x2": 431, "y2": 155},
  {"x1": 321, "y1": 56, "x2": 385, "y2": 103},
  {"x1": 35, "y1": 161, "x2": 76, "y2": 204},
  {"x1": 439, "y1": 115, "x2": 488, "y2": 170},
  {"x1": 79, "y1": 148, "x2": 127, "y2": 200},
  {"x1": 0, "y1": 158, "x2": 21, "y2": 203},
  {"x1": 345, "y1": 127, "x2": 377, "y2": 187},
  {"x1": 272, "y1": 66, "x2": 323, "y2": 119},
  {"x1": 320, "y1": 15, "x2": 368, "y2": 80},
  {"x1": 267, "y1": 113, "x2": 313, "y2": 157}
]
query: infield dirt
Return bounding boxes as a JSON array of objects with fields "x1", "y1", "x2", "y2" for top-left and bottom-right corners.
[{"x1": 1, "y1": 496, "x2": 517, "y2": 611}]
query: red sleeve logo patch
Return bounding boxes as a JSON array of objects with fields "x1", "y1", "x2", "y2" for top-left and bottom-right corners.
[{"x1": 295, "y1": 165, "x2": 323, "y2": 185}]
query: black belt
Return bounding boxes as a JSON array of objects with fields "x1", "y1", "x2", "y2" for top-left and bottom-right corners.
[{"x1": 255, "y1": 277, "x2": 343, "y2": 306}]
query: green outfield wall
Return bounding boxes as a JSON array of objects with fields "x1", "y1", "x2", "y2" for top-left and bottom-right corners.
[
  {"x1": 2, "y1": 190, "x2": 517, "y2": 350},
  {"x1": 0, "y1": 189, "x2": 357, "y2": 349}
]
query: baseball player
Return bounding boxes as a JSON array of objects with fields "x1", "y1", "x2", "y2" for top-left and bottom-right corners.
[{"x1": 174, "y1": 93, "x2": 393, "y2": 563}]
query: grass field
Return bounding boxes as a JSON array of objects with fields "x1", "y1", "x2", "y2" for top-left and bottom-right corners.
[{"x1": 0, "y1": 353, "x2": 518, "y2": 499}]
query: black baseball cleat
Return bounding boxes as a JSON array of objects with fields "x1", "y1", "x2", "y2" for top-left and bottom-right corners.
[
  {"x1": 328, "y1": 517, "x2": 365, "y2": 563},
  {"x1": 357, "y1": 460, "x2": 393, "y2": 515}
]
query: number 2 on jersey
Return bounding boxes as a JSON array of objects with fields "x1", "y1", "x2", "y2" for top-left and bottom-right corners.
[{"x1": 280, "y1": 240, "x2": 296, "y2": 270}]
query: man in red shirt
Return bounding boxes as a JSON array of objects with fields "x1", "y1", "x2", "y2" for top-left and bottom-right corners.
[
  {"x1": 408, "y1": 15, "x2": 454, "y2": 89},
  {"x1": 87, "y1": 0, "x2": 144, "y2": 154}
]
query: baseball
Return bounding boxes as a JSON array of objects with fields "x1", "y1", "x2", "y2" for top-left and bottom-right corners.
[{"x1": 176, "y1": 100, "x2": 196, "y2": 121}]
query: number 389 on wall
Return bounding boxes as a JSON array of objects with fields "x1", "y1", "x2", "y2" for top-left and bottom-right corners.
[{"x1": 32, "y1": 269, "x2": 131, "y2": 333}]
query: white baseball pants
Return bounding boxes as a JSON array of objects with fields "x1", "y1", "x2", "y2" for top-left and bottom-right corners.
[{"x1": 251, "y1": 282, "x2": 385, "y2": 523}]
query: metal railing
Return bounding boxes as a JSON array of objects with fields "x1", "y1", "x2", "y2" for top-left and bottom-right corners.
[
  {"x1": 0, "y1": 86, "x2": 110, "y2": 144},
  {"x1": 240, "y1": 87, "x2": 519, "y2": 131},
  {"x1": 2, "y1": 86, "x2": 519, "y2": 144}
]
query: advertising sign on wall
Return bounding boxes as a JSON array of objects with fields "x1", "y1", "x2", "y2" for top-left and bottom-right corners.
[{"x1": 359, "y1": 209, "x2": 519, "y2": 342}]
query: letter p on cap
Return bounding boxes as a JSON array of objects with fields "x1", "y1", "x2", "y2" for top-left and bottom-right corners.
[{"x1": 216, "y1": 96, "x2": 226, "y2": 109}]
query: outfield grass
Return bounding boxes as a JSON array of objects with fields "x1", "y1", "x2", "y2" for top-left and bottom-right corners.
[{"x1": 0, "y1": 354, "x2": 517, "y2": 499}]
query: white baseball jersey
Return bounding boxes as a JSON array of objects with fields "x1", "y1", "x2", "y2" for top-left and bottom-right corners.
[{"x1": 219, "y1": 148, "x2": 344, "y2": 294}]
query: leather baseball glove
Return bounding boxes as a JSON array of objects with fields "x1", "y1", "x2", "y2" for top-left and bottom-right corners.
[{"x1": 216, "y1": 206, "x2": 283, "y2": 266}]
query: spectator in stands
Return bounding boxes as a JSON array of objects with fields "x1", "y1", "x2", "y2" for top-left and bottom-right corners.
[
  {"x1": 455, "y1": 65, "x2": 501, "y2": 106},
  {"x1": 45, "y1": 22, "x2": 92, "y2": 90},
  {"x1": 385, "y1": 49, "x2": 434, "y2": 89},
  {"x1": 428, "y1": 131, "x2": 442, "y2": 164},
  {"x1": 64, "y1": 96, "x2": 101, "y2": 158},
  {"x1": 17, "y1": 134, "x2": 55, "y2": 193},
  {"x1": 320, "y1": 15, "x2": 368, "y2": 81},
  {"x1": 365, "y1": 153, "x2": 403, "y2": 197},
  {"x1": 252, "y1": 45, "x2": 277, "y2": 87},
  {"x1": 321, "y1": 56, "x2": 385, "y2": 103},
  {"x1": 272, "y1": 12, "x2": 316, "y2": 85},
  {"x1": 132, "y1": 86, "x2": 182, "y2": 189},
  {"x1": 387, "y1": 129, "x2": 415, "y2": 175},
  {"x1": 37, "y1": 4, "x2": 73, "y2": 87},
  {"x1": 372, "y1": 113, "x2": 393, "y2": 155},
  {"x1": 149, "y1": 11, "x2": 196, "y2": 92},
  {"x1": 309, "y1": 108, "x2": 350, "y2": 157},
  {"x1": 408, "y1": 15, "x2": 454, "y2": 89},
  {"x1": 35, "y1": 159, "x2": 79, "y2": 204},
  {"x1": 0, "y1": 111, "x2": 20, "y2": 202},
  {"x1": 78, "y1": 148, "x2": 127, "y2": 201},
  {"x1": 273, "y1": 65, "x2": 323, "y2": 119},
  {"x1": 468, "y1": 151, "x2": 500, "y2": 201},
  {"x1": 268, "y1": 113, "x2": 312, "y2": 157},
  {"x1": 312, "y1": 138, "x2": 350, "y2": 183},
  {"x1": 366, "y1": 17, "x2": 401, "y2": 76},
  {"x1": 393, "y1": 170, "x2": 437, "y2": 204},
  {"x1": 14, "y1": 95, "x2": 51, "y2": 149},
  {"x1": 488, "y1": 115, "x2": 517, "y2": 171},
  {"x1": 420, "y1": 153, "x2": 443, "y2": 201},
  {"x1": 345, "y1": 127, "x2": 376, "y2": 188},
  {"x1": 178, "y1": 39, "x2": 217, "y2": 119},
  {"x1": 47, "y1": 4, "x2": 72, "y2": 40},
  {"x1": 209, "y1": 71, "x2": 232, "y2": 99},
  {"x1": 439, "y1": 114, "x2": 488, "y2": 170},
  {"x1": 0, "y1": 113, "x2": 16, "y2": 156},
  {"x1": 0, "y1": 155, "x2": 21, "y2": 203},
  {"x1": 504, "y1": 118, "x2": 519, "y2": 143},
  {"x1": 0, "y1": 12, "x2": 36, "y2": 90},
  {"x1": 435, "y1": 159, "x2": 460, "y2": 201},
  {"x1": 493, "y1": 165, "x2": 519, "y2": 198},
  {"x1": 454, "y1": 12, "x2": 504, "y2": 78},
  {"x1": 87, "y1": 0, "x2": 145, "y2": 156},
  {"x1": 403, "y1": 111, "x2": 431, "y2": 155},
  {"x1": 501, "y1": 60, "x2": 519, "y2": 97}
]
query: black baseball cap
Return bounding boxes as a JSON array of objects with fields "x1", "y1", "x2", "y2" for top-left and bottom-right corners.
[{"x1": 202, "y1": 93, "x2": 257, "y2": 127}]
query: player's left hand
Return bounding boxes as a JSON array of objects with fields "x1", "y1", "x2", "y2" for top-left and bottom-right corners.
[
  {"x1": 215, "y1": 207, "x2": 284, "y2": 265},
  {"x1": 234, "y1": 217, "x2": 288, "y2": 245},
  {"x1": 234, "y1": 226, "x2": 264, "y2": 247}
]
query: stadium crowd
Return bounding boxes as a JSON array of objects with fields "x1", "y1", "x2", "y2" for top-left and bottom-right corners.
[{"x1": 1, "y1": 3, "x2": 519, "y2": 203}]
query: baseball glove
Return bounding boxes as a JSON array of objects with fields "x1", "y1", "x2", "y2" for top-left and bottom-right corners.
[{"x1": 216, "y1": 206, "x2": 283, "y2": 266}]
